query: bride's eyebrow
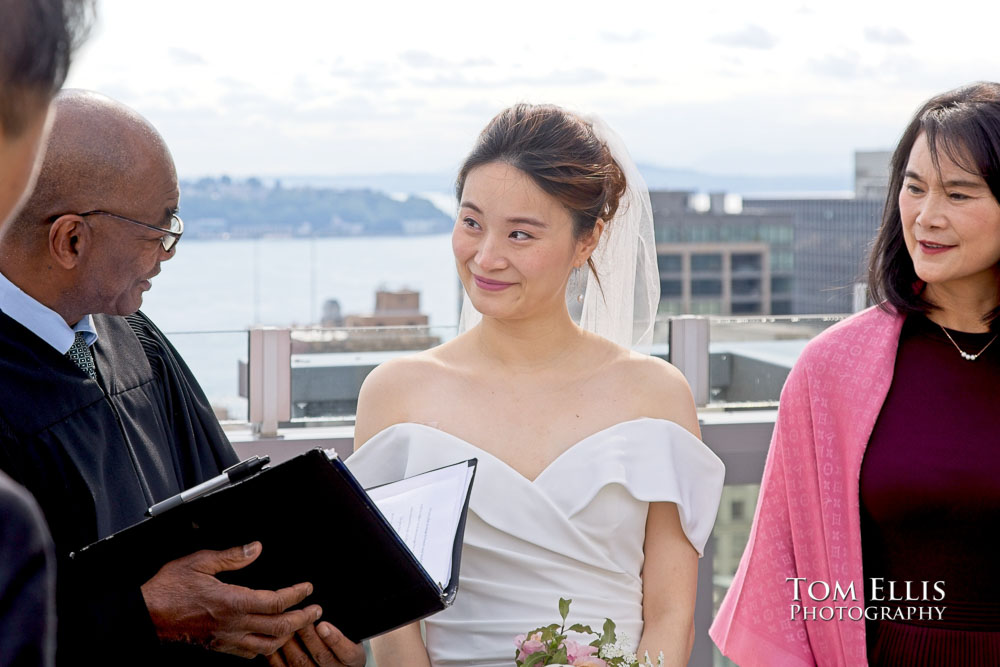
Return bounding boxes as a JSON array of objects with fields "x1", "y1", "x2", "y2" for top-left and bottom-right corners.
[
  {"x1": 505, "y1": 216, "x2": 547, "y2": 228},
  {"x1": 458, "y1": 201, "x2": 548, "y2": 228}
]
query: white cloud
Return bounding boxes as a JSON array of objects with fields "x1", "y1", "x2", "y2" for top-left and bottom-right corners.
[
  {"x1": 864, "y1": 26, "x2": 910, "y2": 45},
  {"x1": 710, "y1": 25, "x2": 778, "y2": 50},
  {"x1": 809, "y1": 52, "x2": 862, "y2": 79},
  {"x1": 601, "y1": 30, "x2": 651, "y2": 43},
  {"x1": 62, "y1": 0, "x2": 1000, "y2": 181},
  {"x1": 168, "y1": 47, "x2": 205, "y2": 66}
]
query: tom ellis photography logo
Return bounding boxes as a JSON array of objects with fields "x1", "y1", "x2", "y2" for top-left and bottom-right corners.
[{"x1": 787, "y1": 578, "x2": 946, "y2": 622}]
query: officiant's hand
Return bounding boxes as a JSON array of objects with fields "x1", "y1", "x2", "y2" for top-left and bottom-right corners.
[
  {"x1": 267, "y1": 623, "x2": 366, "y2": 667},
  {"x1": 140, "y1": 541, "x2": 322, "y2": 657}
]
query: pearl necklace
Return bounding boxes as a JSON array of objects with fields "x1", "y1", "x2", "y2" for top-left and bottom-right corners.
[{"x1": 938, "y1": 325, "x2": 999, "y2": 361}]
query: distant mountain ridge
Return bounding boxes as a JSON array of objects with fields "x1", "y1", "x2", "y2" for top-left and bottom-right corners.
[
  {"x1": 236, "y1": 163, "x2": 851, "y2": 198},
  {"x1": 635, "y1": 164, "x2": 851, "y2": 195},
  {"x1": 178, "y1": 165, "x2": 854, "y2": 239},
  {"x1": 179, "y1": 176, "x2": 452, "y2": 239}
]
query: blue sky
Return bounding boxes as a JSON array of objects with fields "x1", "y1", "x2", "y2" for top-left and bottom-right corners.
[{"x1": 66, "y1": 0, "x2": 998, "y2": 180}]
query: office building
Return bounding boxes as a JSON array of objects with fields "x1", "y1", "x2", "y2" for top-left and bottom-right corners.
[
  {"x1": 740, "y1": 151, "x2": 890, "y2": 314},
  {"x1": 651, "y1": 191, "x2": 795, "y2": 315}
]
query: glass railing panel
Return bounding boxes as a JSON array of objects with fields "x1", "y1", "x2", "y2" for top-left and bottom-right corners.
[
  {"x1": 652, "y1": 314, "x2": 672, "y2": 352},
  {"x1": 712, "y1": 482, "x2": 762, "y2": 666},
  {"x1": 708, "y1": 315, "x2": 845, "y2": 407},
  {"x1": 273, "y1": 314, "x2": 847, "y2": 423},
  {"x1": 162, "y1": 330, "x2": 249, "y2": 422},
  {"x1": 286, "y1": 325, "x2": 458, "y2": 421}
]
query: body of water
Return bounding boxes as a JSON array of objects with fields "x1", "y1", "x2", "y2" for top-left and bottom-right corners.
[{"x1": 139, "y1": 234, "x2": 460, "y2": 417}]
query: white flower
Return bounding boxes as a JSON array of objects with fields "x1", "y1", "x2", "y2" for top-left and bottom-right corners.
[
  {"x1": 598, "y1": 642, "x2": 624, "y2": 659},
  {"x1": 636, "y1": 649, "x2": 666, "y2": 667},
  {"x1": 598, "y1": 631, "x2": 636, "y2": 661}
]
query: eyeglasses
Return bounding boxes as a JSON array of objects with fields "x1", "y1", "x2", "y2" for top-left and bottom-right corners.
[{"x1": 77, "y1": 210, "x2": 184, "y2": 251}]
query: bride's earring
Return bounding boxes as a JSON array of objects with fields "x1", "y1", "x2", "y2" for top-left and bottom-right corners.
[{"x1": 575, "y1": 265, "x2": 585, "y2": 303}]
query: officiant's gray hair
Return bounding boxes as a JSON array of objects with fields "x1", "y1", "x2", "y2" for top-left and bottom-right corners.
[{"x1": 456, "y1": 103, "x2": 627, "y2": 278}]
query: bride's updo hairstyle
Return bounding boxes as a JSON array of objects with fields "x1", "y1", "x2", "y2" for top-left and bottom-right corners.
[{"x1": 456, "y1": 103, "x2": 627, "y2": 278}]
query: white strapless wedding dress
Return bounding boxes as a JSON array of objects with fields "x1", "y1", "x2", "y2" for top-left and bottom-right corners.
[{"x1": 346, "y1": 418, "x2": 725, "y2": 667}]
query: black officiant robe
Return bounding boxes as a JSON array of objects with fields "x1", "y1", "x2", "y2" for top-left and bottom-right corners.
[{"x1": 0, "y1": 309, "x2": 246, "y2": 665}]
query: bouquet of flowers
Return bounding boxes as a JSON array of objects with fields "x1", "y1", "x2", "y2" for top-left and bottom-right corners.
[{"x1": 513, "y1": 598, "x2": 664, "y2": 667}]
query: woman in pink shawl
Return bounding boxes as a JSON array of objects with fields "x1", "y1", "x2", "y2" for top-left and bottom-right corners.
[{"x1": 710, "y1": 82, "x2": 1000, "y2": 666}]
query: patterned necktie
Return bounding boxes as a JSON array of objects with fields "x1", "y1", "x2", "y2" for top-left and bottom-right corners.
[{"x1": 65, "y1": 331, "x2": 96, "y2": 379}]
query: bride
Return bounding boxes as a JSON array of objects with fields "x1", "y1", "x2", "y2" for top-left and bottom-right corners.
[{"x1": 347, "y1": 104, "x2": 725, "y2": 666}]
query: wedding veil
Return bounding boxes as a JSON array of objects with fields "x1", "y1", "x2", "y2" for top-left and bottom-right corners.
[{"x1": 457, "y1": 114, "x2": 660, "y2": 353}]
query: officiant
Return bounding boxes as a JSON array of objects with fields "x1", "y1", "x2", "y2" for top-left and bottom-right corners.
[{"x1": 0, "y1": 89, "x2": 365, "y2": 667}]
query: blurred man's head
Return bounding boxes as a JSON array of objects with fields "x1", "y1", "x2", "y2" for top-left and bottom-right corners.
[{"x1": 0, "y1": 0, "x2": 93, "y2": 225}]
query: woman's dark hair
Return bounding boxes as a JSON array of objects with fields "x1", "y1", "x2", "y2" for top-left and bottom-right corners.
[
  {"x1": 456, "y1": 103, "x2": 627, "y2": 277},
  {"x1": 0, "y1": 0, "x2": 94, "y2": 137},
  {"x1": 868, "y1": 81, "x2": 1000, "y2": 330}
]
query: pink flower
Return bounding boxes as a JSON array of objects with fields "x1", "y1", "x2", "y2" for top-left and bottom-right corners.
[
  {"x1": 515, "y1": 632, "x2": 545, "y2": 661},
  {"x1": 562, "y1": 640, "x2": 597, "y2": 662},
  {"x1": 561, "y1": 640, "x2": 606, "y2": 666}
]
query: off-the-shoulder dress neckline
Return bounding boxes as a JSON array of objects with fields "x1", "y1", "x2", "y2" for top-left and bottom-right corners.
[{"x1": 361, "y1": 417, "x2": 695, "y2": 484}]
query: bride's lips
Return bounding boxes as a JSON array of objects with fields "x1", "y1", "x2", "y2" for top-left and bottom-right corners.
[
  {"x1": 918, "y1": 240, "x2": 956, "y2": 255},
  {"x1": 473, "y1": 275, "x2": 515, "y2": 291}
]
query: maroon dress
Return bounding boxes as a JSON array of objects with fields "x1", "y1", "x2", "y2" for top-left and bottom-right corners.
[{"x1": 861, "y1": 313, "x2": 1000, "y2": 665}]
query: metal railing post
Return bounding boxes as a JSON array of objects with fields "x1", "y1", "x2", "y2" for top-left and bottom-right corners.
[
  {"x1": 248, "y1": 327, "x2": 291, "y2": 438},
  {"x1": 668, "y1": 315, "x2": 710, "y2": 406},
  {"x1": 692, "y1": 529, "x2": 717, "y2": 666}
]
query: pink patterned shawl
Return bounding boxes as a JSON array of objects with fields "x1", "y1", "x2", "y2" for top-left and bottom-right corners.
[{"x1": 710, "y1": 306, "x2": 905, "y2": 666}]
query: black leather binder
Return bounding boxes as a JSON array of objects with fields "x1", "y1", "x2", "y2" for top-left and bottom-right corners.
[{"x1": 70, "y1": 448, "x2": 477, "y2": 642}]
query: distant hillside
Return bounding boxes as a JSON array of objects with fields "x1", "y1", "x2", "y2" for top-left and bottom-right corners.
[
  {"x1": 246, "y1": 164, "x2": 850, "y2": 198},
  {"x1": 178, "y1": 165, "x2": 854, "y2": 240},
  {"x1": 179, "y1": 176, "x2": 452, "y2": 239},
  {"x1": 635, "y1": 164, "x2": 851, "y2": 195}
]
